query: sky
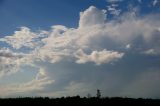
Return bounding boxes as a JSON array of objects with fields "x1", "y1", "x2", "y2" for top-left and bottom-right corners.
[{"x1": 0, "y1": 0, "x2": 160, "y2": 98}]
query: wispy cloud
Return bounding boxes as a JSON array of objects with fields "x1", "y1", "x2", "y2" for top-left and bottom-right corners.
[
  {"x1": 153, "y1": 0, "x2": 159, "y2": 6},
  {"x1": 106, "y1": 0, "x2": 124, "y2": 3}
]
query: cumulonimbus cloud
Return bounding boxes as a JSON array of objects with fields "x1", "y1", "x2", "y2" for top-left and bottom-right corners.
[
  {"x1": 0, "y1": 5, "x2": 159, "y2": 75},
  {"x1": 0, "y1": 5, "x2": 159, "y2": 96}
]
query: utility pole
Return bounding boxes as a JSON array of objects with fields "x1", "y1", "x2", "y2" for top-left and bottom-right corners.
[
  {"x1": 96, "y1": 89, "x2": 101, "y2": 98},
  {"x1": 87, "y1": 93, "x2": 91, "y2": 98}
]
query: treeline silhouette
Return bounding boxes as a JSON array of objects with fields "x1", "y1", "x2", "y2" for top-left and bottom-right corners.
[{"x1": 0, "y1": 96, "x2": 160, "y2": 105}]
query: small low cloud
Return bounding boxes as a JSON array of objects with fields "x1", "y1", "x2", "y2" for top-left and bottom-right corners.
[
  {"x1": 126, "y1": 44, "x2": 131, "y2": 49},
  {"x1": 106, "y1": 0, "x2": 124, "y2": 3},
  {"x1": 107, "y1": 5, "x2": 121, "y2": 16},
  {"x1": 153, "y1": 0, "x2": 159, "y2": 6},
  {"x1": 143, "y1": 49, "x2": 160, "y2": 55},
  {"x1": 138, "y1": 0, "x2": 142, "y2": 3},
  {"x1": 75, "y1": 49, "x2": 124, "y2": 65}
]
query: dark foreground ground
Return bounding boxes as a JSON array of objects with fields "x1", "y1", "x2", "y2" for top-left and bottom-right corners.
[{"x1": 0, "y1": 97, "x2": 160, "y2": 105}]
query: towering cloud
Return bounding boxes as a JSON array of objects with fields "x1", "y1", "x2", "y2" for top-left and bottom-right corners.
[
  {"x1": 0, "y1": 5, "x2": 159, "y2": 97},
  {"x1": 79, "y1": 6, "x2": 106, "y2": 28}
]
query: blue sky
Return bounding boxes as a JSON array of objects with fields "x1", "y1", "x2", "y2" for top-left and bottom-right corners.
[
  {"x1": 0, "y1": 0, "x2": 160, "y2": 98},
  {"x1": 0, "y1": 0, "x2": 107, "y2": 36},
  {"x1": 0, "y1": 0, "x2": 159, "y2": 36}
]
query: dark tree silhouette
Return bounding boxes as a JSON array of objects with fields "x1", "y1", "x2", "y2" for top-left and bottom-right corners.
[{"x1": 0, "y1": 96, "x2": 160, "y2": 105}]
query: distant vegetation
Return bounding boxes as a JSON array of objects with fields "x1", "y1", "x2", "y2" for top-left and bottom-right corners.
[{"x1": 0, "y1": 96, "x2": 160, "y2": 105}]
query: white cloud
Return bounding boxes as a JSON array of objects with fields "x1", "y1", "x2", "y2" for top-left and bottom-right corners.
[
  {"x1": 0, "y1": 48, "x2": 23, "y2": 58},
  {"x1": 0, "y1": 5, "x2": 159, "y2": 97},
  {"x1": 79, "y1": 6, "x2": 106, "y2": 28},
  {"x1": 107, "y1": 6, "x2": 121, "y2": 16},
  {"x1": 0, "y1": 27, "x2": 40, "y2": 49},
  {"x1": 111, "y1": 4, "x2": 119, "y2": 7},
  {"x1": 126, "y1": 44, "x2": 131, "y2": 49},
  {"x1": 0, "y1": 48, "x2": 25, "y2": 77},
  {"x1": 1, "y1": 6, "x2": 159, "y2": 66},
  {"x1": 143, "y1": 49, "x2": 156, "y2": 55},
  {"x1": 153, "y1": 0, "x2": 159, "y2": 6},
  {"x1": 0, "y1": 6, "x2": 159, "y2": 67},
  {"x1": 138, "y1": 0, "x2": 142, "y2": 3},
  {"x1": 75, "y1": 49, "x2": 124, "y2": 65},
  {"x1": 0, "y1": 68, "x2": 54, "y2": 97},
  {"x1": 143, "y1": 49, "x2": 160, "y2": 55},
  {"x1": 0, "y1": 48, "x2": 36, "y2": 77},
  {"x1": 106, "y1": 0, "x2": 124, "y2": 3}
]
